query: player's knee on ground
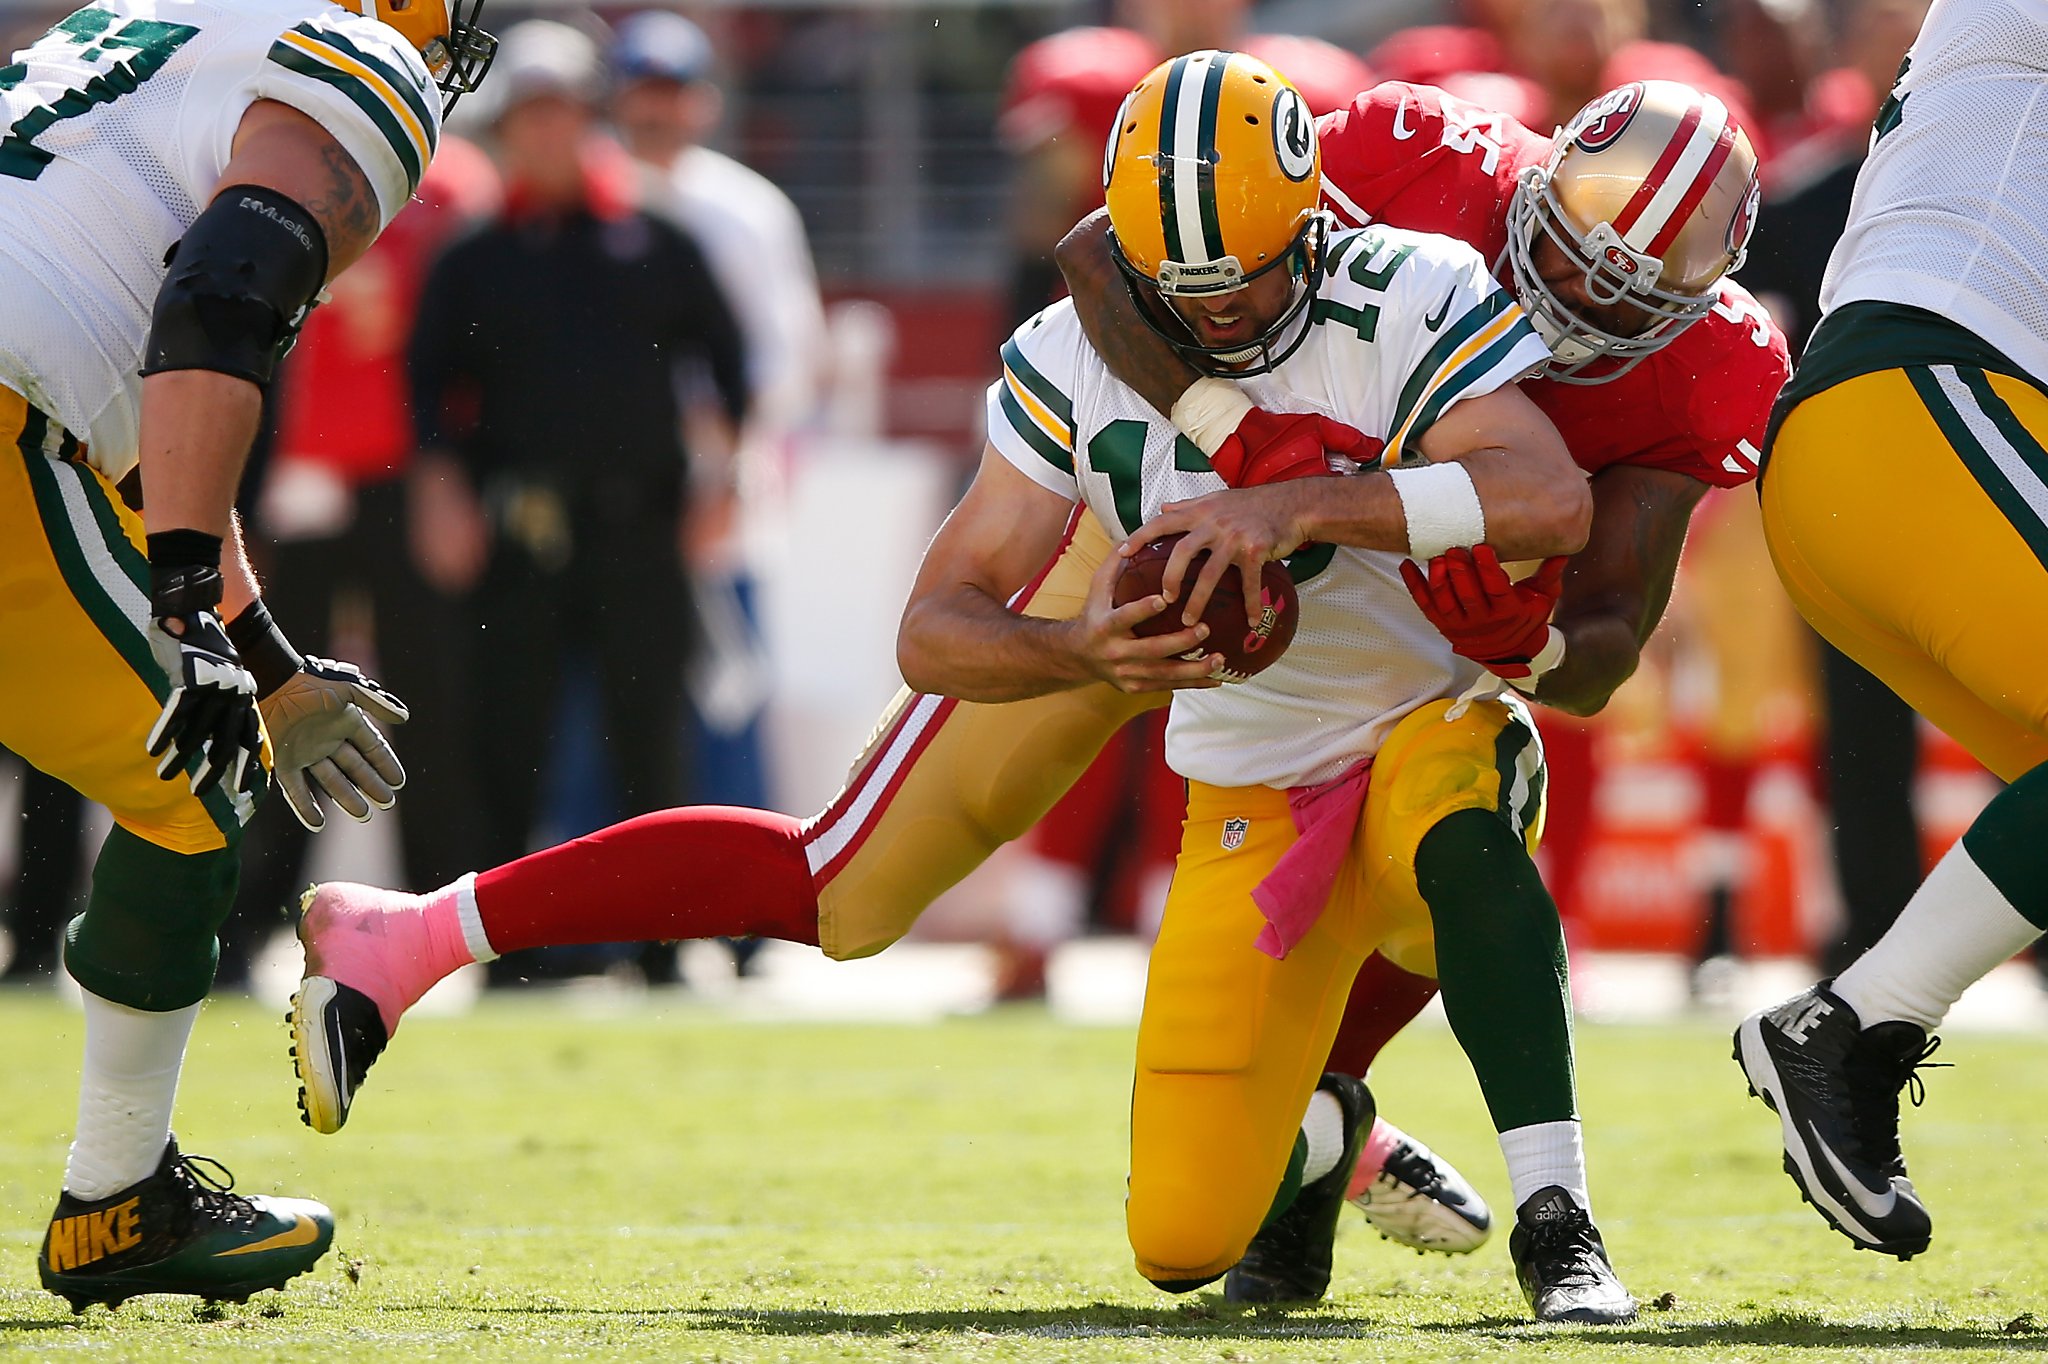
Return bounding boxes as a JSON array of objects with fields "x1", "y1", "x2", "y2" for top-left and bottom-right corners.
[
  {"x1": 64, "y1": 826, "x2": 240, "y2": 1010},
  {"x1": 1129, "y1": 1181, "x2": 1257, "y2": 1288}
]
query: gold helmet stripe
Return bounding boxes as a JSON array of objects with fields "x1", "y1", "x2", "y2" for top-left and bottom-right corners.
[
  {"x1": 1156, "y1": 51, "x2": 1230, "y2": 265},
  {"x1": 1611, "y1": 93, "x2": 1732, "y2": 257}
]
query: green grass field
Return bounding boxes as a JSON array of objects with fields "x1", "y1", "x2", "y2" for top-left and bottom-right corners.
[{"x1": 0, "y1": 992, "x2": 2044, "y2": 1362}]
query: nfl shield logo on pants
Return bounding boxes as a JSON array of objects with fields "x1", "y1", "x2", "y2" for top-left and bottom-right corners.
[{"x1": 1221, "y1": 817, "x2": 1249, "y2": 851}]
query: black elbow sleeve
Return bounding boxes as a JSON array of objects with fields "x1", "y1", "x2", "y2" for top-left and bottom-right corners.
[{"x1": 141, "y1": 185, "x2": 330, "y2": 387}]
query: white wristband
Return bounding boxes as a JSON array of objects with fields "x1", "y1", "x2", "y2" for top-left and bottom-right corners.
[
  {"x1": 1505, "y1": 626, "x2": 1567, "y2": 693},
  {"x1": 1387, "y1": 460, "x2": 1487, "y2": 560},
  {"x1": 1171, "y1": 376, "x2": 1257, "y2": 458}
]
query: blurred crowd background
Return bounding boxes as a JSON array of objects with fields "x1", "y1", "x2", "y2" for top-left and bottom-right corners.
[{"x1": 0, "y1": 0, "x2": 2013, "y2": 1011}]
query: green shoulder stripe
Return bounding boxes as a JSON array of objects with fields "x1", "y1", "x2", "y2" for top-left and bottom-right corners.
[
  {"x1": 1402, "y1": 317, "x2": 1542, "y2": 449},
  {"x1": 1387, "y1": 292, "x2": 1514, "y2": 445},
  {"x1": 1000, "y1": 336, "x2": 1073, "y2": 431},
  {"x1": 997, "y1": 384, "x2": 1075, "y2": 476},
  {"x1": 267, "y1": 41, "x2": 423, "y2": 194},
  {"x1": 293, "y1": 22, "x2": 437, "y2": 153}
]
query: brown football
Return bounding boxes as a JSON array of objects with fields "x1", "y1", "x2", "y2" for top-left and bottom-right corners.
[{"x1": 1112, "y1": 533, "x2": 1300, "y2": 683}]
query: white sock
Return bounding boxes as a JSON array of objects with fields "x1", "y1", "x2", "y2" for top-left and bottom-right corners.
[
  {"x1": 1299, "y1": 1089, "x2": 1347, "y2": 1184},
  {"x1": 1833, "y1": 842, "x2": 2041, "y2": 1030},
  {"x1": 64, "y1": 994, "x2": 198, "y2": 1200},
  {"x1": 1498, "y1": 1119, "x2": 1588, "y2": 1215}
]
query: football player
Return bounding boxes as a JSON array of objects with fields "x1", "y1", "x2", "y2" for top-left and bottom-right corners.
[
  {"x1": 9, "y1": 0, "x2": 492, "y2": 1311},
  {"x1": 1734, "y1": 0, "x2": 2048, "y2": 1261},
  {"x1": 296, "y1": 51, "x2": 1645, "y2": 1324},
  {"x1": 1052, "y1": 74, "x2": 1782, "y2": 1291}
]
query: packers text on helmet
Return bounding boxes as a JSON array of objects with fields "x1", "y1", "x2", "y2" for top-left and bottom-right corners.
[
  {"x1": 1103, "y1": 49, "x2": 1329, "y2": 373},
  {"x1": 1505, "y1": 79, "x2": 1761, "y2": 383}
]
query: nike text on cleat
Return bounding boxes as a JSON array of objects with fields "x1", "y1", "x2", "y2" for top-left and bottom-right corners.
[
  {"x1": 1734, "y1": 981, "x2": 1939, "y2": 1259},
  {"x1": 38, "y1": 1138, "x2": 332, "y2": 1311},
  {"x1": 1224, "y1": 1073, "x2": 1375, "y2": 1304},
  {"x1": 290, "y1": 976, "x2": 389, "y2": 1134},
  {"x1": 1508, "y1": 1186, "x2": 1637, "y2": 1324},
  {"x1": 1346, "y1": 1118, "x2": 1492, "y2": 1253}
]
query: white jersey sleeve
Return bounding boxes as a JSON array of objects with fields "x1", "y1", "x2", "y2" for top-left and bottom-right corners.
[
  {"x1": 984, "y1": 301, "x2": 1091, "y2": 502},
  {"x1": 195, "y1": 2, "x2": 440, "y2": 228},
  {"x1": 1320, "y1": 228, "x2": 1550, "y2": 465}
]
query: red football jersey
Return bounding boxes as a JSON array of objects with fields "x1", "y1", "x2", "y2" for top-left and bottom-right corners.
[{"x1": 1317, "y1": 82, "x2": 1789, "y2": 489}]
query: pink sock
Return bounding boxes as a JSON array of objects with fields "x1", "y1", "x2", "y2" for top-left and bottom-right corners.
[{"x1": 306, "y1": 878, "x2": 490, "y2": 1034}]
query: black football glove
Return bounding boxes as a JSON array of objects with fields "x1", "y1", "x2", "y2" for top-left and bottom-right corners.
[{"x1": 145, "y1": 562, "x2": 262, "y2": 797}]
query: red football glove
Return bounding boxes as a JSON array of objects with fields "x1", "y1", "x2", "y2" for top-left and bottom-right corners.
[
  {"x1": 1207, "y1": 407, "x2": 1387, "y2": 488},
  {"x1": 1399, "y1": 545, "x2": 1569, "y2": 680}
]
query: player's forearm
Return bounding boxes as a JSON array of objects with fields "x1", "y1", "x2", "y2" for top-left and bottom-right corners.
[
  {"x1": 896, "y1": 587, "x2": 1093, "y2": 703},
  {"x1": 137, "y1": 370, "x2": 263, "y2": 539},
  {"x1": 1523, "y1": 612, "x2": 1641, "y2": 716},
  {"x1": 221, "y1": 514, "x2": 262, "y2": 621},
  {"x1": 1055, "y1": 210, "x2": 1201, "y2": 417},
  {"x1": 1287, "y1": 449, "x2": 1590, "y2": 560}
]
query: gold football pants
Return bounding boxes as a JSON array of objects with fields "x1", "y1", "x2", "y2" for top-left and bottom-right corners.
[
  {"x1": 0, "y1": 386, "x2": 254, "y2": 852},
  {"x1": 805, "y1": 509, "x2": 1166, "y2": 959},
  {"x1": 1127, "y1": 695, "x2": 1544, "y2": 1284},
  {"x1": 1765, "y1": 367, "x2": 2048, "y2": 781}
]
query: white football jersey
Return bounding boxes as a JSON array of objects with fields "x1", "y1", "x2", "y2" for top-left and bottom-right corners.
[
  {"x1": 986, "y1": 225, "x2": 1553, "y2": 790},
  {"x1": 0, "y1": 0, "x2": 440, "y2": 479},
  {"x1": 1821, "y1": 0, "x2": 2048, "y2": 381}
]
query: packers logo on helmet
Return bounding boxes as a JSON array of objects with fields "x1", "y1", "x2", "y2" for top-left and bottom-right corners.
[
  {"x1": 1505, "y1": 79, "x2": 1760, "y2": 383},
  {"x1": 1103, "y1": 50, "x2": 1330, "y2": 372}
]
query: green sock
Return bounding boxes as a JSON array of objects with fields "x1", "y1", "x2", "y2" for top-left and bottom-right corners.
[
  {"x1": 1415, "y1": 808, "x2": 1577, "y2": 1131},
  {"x1": 64, "y1": 827, "x2": 237, "y2": 1011},
  {"x1": 1259, "y1": 1134, "x2": 1308, "y2": 1230}
]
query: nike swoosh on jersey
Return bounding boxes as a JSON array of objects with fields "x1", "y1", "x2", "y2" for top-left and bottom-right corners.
[
  {"x1": 1813, "y1": 1126, "x2": 1900, "y2": 1223},
  {"x1": 215, "y1": 1214, "x2": 321, "y2": 1257},
  {"x1": 1424, "y1": 292, "x2": 1455, "y2": 331},
  {"x1": 1392, "y1": 94, "x2": 1417, "y2": 141}
]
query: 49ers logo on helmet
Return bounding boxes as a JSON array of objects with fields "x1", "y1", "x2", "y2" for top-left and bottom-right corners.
[
  {"x1": 1727, "y1": 175, "x2": 1761, "y2": 255},
  {"x1": 1571, "y1": 82, "x2": 1644, "y2": 152},
  {"x1": 1603, "y1": 245, "x2": 1640, "y2": 276}
]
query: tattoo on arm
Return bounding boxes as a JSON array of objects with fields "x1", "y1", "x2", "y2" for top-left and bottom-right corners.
[{"x1": 302, "y1": 140, "x2": 380, "y2": 276}]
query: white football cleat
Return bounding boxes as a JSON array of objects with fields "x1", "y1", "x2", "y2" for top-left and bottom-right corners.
[{"x1": 1345, "y1": 1116, "x2": 1492, "y2": 1253}]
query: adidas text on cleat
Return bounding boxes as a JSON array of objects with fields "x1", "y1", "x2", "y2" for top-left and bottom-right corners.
[
  {"x1": 1508, "y1": 1186, "x2": 1636, "y2": 1324},
  {"x1": 290, "y1": 976, "x2": 389, "y2": 1134},
  {"x1": 1346, "y1": 1117, "x2": 1492, "y2": 1253},
  {"x1": 1735, "y1": 982, "x2": 1939, "y2": 1259},
  {"x1": 38, "y1": 1139, "x2": 332, "y2": 1311},
  {"x1": 1225, "y1": 1073, "x2": 1374, "y2": 1304}
]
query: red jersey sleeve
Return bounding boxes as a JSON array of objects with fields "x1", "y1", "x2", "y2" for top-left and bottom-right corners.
[
  {"x1": 1639, "y1": 282, "x2": 1791, "y2": 489},
  {"x1": 1315, "y1": 81, "x2": 1543, "y2": 258}
]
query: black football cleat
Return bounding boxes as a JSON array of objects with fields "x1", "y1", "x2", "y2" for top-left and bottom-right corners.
[
  {"x1": 39, "y1": 1139, "x2": 333, "y2": 1311},
  {"x1": 1224, "y1": 1073, "x2": 1374, "y2": 1304},
  {"x1": 1508, "y1": 1186, "x2": 1637, "y2": 1324},
  {"x1": 289, "y1": 975, "x2": 389, "y2": 1134},
  {"x1": 1735, "y1": 982, "x2": 1940, "y2": 1258}
]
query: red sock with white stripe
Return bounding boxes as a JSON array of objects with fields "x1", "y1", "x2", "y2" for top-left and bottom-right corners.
[{"x1": 469, "y1": 806, "x2": 821, "y2": 955}]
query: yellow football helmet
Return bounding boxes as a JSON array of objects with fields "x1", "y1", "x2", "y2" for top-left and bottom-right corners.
[
  {"x1": 356, "y1": 0, "x2": 497, "y2": 111},
  {"x1": 1103, "y1": 49, "x2": 1329, "y2": 372},
  {"x1": 1505, "y1": 79, "x2": 1761, "y2": 382}
]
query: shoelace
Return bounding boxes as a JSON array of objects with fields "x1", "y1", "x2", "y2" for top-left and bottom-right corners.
[
  {"x1": 1381, "y1": 1143, "x2": 1452, "y2": 1201},
  {"x1": 1848, "y1": 1034, "x2": 1949, "y2": 1168},
  {"x1": 173, "y1": 1154, "x2": 263, "y2": 1229},
  {"x1": 1525, "y1": 1215, "x2": 1604, "y2": 1289}
]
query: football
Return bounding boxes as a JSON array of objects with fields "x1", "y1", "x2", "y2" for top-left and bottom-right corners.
[{"x1": 1112, "y1": 534, "x2": 1299, "y2": 682}]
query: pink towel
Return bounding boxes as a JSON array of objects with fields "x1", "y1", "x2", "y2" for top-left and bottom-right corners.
[{"x1": 1250, "y1": 758, "x2": 1373, "y2": 960}]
